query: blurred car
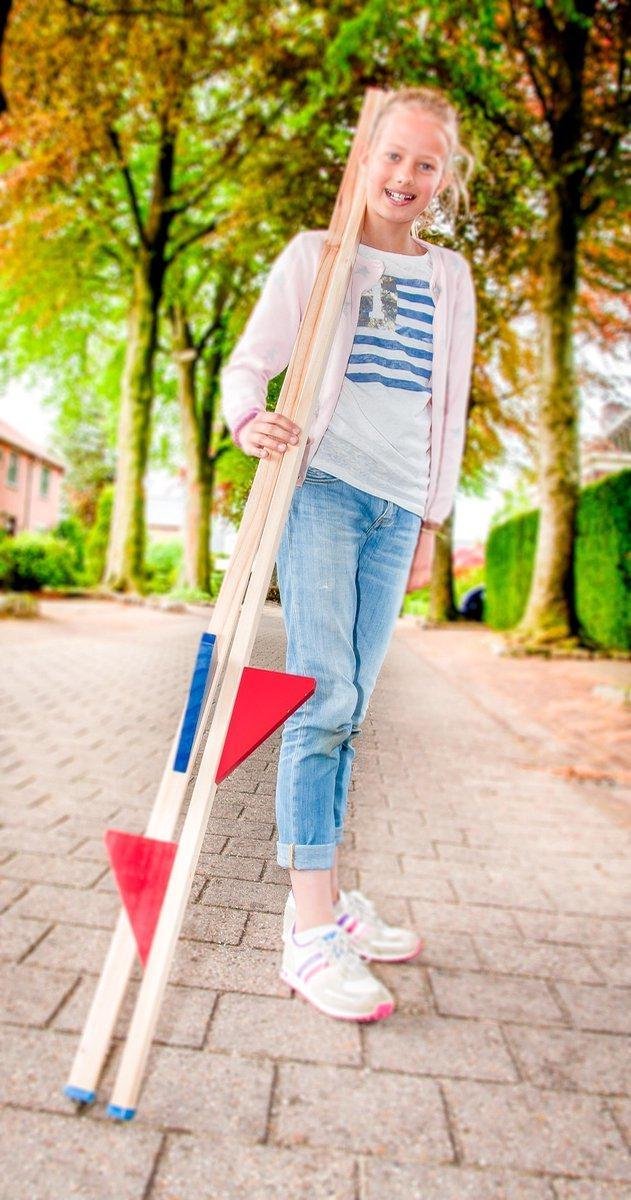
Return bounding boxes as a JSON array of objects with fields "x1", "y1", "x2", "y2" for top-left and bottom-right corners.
[{"x1": 459, "y1": 584, "x2": 485, "y2": 621}]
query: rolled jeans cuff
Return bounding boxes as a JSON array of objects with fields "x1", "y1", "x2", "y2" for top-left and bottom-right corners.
[{"x1": 277, "y1": 840, "x2": 337, "y2": 870}]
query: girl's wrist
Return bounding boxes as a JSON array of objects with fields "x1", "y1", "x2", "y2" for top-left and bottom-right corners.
[{"x1": 232, "y1": 407, "x2": 261, "y2": 448}]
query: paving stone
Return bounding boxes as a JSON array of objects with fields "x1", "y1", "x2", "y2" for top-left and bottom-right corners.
[
  {"x1": 539, "y1": 883, "x2": 629, "y2": 920},
  {"x1": 151, "y1": 1136, "x2": 356, "y2": 1200},
  {"x1": 136, "y1": 1045, "x2": 273, "y2": 1137},
  {"x1": 472, "y1": 936, "x2": 602, "y2": 983},
  {"x1": 370, "y1": 959, "x2": 434, "y2": 1013},
  {"x1": 418, "y1": 930, "x2": 480, "y2": 971},
  {"x1": 172, "y1": 940, "x2": 285, "y2": 995},
  {"x1": 553, "y1": 982, "x2": 631, "y2": 1034},
  {"x1": 198, "y1": 877, "x2": 288, "y2": 913},
  {"x1": 504, "y1": 1023, "x2": 631, "y2": 1095},
  {"x1": 584, "y1": 945, "x2": 631, "y2": 987},
  {"x1": 451, "y1": 872, "x2": 555, "y2": 911},
  {"x1": 410, "y1": 898, "x2": 521, "y2": 937},
  {"x1": 0, "y1": 962, "x2": 78, "y2": 1026},
  {"x1": 514, "y1": 911, "x2": 631, "y2": 948},
  {"x1": 196, "y1": 850, "x2": 265, "y2": 881},
  {"x1": 261, "y1": 859, "x2": 296, "y2": 885},
  {"x1": 274, "y1": 1062, "x2": 452, "y2": 1161},
  {"x1": 209, "y1": 993, "x2": 362, "y2": 1066},
  {"x1": 180, "y1": 903, "x2": 247, "y2": 945},
  {"x1": 224, "y1": 835, "x2": 279, "y2": 858},
  {"x1": 360, "y1": 1161, "x2": 555, "y2": 1199},
  {"x1": 364, "y1": 1013, "x2": 517, "y2": 1081},
  {"x1": 357, "y1": 869, "x2": 455, "y2": 901},
  {"x1": 552, "y1": 1183, "x2": 631, "y2": 1199},
  {"x1": 1, "y1": 853, "x2": 106, "y2": 888},
  {"x1": 69, "y1": 837, "x2": 109, "y2": 861},
  {"x1": 0, "y1": 913, "x2": 50, "y2": 961},
  {"x1": 0, "y1": 1107, "x2": 161, "y2": 1200},
  {"x1": 241, "y1": 909, "x2": 284, "y2": 951},
  {"x1": 430, "y1": 967, "x2": 566, "y2": 1024},
  {"x1": 27, "y1": 924, "x2": 115, "y2": 974},
  {"x1": 0, "y1": 826, "x2": 83, "y2": 855},
  {"x1": 609, "y1": 1096, "x2": 631, "y2": 1145},
  {"x1": 0, "y1": 877, "x2": 28, "y2": 912},
  {"x1": 10, "y1": 882, "x2": 120, "y2": 928},
  {"x1": 54, "y1": 977, "x2": 214, "y2": 1048},
  {"x1": 0, "y1": 1023, "x2": 87, "y2": 1112},
  {"x1": 206, "y1": 816, "x2": 275, "y2": 840},
  {"x1": 443, "y1": 1080, "x2": 631, "y2": 1178}
]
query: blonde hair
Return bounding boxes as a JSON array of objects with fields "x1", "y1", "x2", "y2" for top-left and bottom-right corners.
[{"x1": 368, "y1": 86, "x2": 476, "y2": 232}]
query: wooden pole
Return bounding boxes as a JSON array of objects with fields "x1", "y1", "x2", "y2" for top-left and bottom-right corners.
[{"x1": 66, "y1": 86, "x2": 388, "y2": 1117}]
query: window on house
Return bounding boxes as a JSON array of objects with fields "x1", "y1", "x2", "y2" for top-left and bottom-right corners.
[
  {"x1": 7, "y1": 452, "x2": 18, "y2": 487},
  {"x1": 40, "y1": 466, "x2": 51, "y2": 498}
]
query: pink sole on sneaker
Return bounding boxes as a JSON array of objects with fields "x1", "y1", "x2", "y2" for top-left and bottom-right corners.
[{"x1": 280, "y1": 971, "x2": 395, "y2": 1022}]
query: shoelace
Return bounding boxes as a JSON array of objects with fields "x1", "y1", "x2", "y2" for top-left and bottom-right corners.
[
  {"x1": 342, "y1": 889, "x2": 388, "y2": 932},
  {"x1": 315, "y1": 927, "x2": 370, "y2": 979}
]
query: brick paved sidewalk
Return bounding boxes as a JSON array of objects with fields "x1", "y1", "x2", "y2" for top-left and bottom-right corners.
[{"x1": 0, "y1": 599, "x2": 629, "y2": 1200}]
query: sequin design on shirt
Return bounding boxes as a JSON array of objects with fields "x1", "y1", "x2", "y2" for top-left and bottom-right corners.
[
  {"x1": 358, "y1": 275, "x2": 398, "y2": 330},
  {"x1": 346, "y1": 273, "x2": 434, "y2": 395}
]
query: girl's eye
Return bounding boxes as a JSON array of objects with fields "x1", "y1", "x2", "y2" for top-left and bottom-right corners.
[{"x1": 385, "y1": 152, "x2": 434, "y2": 170}]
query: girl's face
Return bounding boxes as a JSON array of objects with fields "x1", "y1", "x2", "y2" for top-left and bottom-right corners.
[{"x1": 361, "y1": 106, "x2": 450, "y2": 232}]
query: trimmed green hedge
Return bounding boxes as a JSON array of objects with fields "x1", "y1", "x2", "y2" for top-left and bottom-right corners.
[
  {"x1": 575, "y1": 469, "x2": 631, "y2": 650},
  {"x1": 485, "y1": 469, "x2": 631, "y2": 650},
  {"x1": 485, "y1": 508, "x2": 539, "y2": 631}
]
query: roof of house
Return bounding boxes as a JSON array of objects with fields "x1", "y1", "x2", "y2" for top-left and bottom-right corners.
[{"x1": 0, "y1": 419, "x2": 65, "y2": 471}]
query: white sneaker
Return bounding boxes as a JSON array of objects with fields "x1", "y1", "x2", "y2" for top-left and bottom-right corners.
[
  {"x1": 280, "y1": 921, "x2": 395, "y2": 1022},
  {"x1": 283, "y1": 888, "x2": 424, "y2": 963}
]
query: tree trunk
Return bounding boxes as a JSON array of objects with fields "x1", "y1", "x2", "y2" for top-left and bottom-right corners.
[
  {"x1": 517, "y1": 190, "x2": 580, "y2": 644},
  {"x1": 171, "y1": 306, "x2": 214, "y2": 593},
  {"x1": 105, "y1": 127, "x2": 175, "y2": 591},
  {"x1": 428, "y1": 509, "x2": 458, "y2": 622},
  {"x1": 105, "y1": 261, "x2": 160, "y2": 590}
]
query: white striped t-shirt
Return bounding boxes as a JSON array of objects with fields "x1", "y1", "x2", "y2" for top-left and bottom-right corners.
[{"x1": 310, "y1": 242, "x2": 434, "y2": 517}]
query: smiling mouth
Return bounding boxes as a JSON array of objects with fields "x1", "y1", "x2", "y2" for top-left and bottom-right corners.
[{"x1": 384, "y1": 187, "x2": 416, "y2": 204}]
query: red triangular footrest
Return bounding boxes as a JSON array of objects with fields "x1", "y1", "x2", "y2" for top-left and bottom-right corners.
[
  {"x1": 104, "y1": 830, "x2": 177, "y2": 966},
  {"x1": 216, "y1": 666, "x2": 316, "y2": 783}
]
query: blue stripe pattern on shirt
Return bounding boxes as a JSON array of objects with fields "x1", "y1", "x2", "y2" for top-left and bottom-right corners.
[{"x1": 346, "y1": 273, "x2": 434, "y2": 394}]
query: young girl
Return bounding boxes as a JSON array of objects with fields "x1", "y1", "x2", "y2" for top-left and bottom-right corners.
[{"x1": 220, "y1": 86, "x2": 476, "y2": 1023}]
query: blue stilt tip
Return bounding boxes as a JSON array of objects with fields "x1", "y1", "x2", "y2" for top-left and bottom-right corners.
[
  {"x1": 64, "y1": 1085, "x2": 96, "y2": 1105},
  {"x1": 107, "y1": 1104, "x2": 136, "y2": 1122}
]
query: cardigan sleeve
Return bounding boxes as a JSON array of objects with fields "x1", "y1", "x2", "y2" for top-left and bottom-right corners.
[
  {"x1": 422, "y1": 255, "x2": 476, "y2": 527},
  {"x1": 220, "y1": 234, "x2": 307, "y2": 444}
]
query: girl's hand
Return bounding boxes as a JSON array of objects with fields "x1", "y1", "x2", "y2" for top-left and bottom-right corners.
[{"x1": 239, "y1": 412, "x2": 302, "y2": 459}]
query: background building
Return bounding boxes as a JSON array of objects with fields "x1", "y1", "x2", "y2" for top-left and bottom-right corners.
[{"x1": 0, "y1": 419, "x2": 65, "y2": 535}]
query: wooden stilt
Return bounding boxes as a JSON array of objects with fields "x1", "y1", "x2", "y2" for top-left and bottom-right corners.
[{"x1": 65, "y1": 86, "x2": 388, "y2": 1117}]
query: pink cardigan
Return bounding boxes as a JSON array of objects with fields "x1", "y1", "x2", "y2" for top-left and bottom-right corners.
[{"x1": 220, "y1": 229, "x2": 476, "y2": 591}]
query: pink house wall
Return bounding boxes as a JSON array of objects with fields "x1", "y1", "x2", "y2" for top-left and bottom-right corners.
[{"x1": 0, "y1": 441, "x2": 64, "y2": 533}]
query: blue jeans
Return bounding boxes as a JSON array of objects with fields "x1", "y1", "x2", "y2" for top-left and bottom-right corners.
[{"x1": 274, "y1": 465, "x2": 422, "y2": 870}]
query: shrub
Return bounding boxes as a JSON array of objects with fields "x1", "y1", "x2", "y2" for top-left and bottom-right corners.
[
  {"x1": 575, "y1": 470, "x2": 631, "y2": 651},
  {"x1": 144, "y1": 540, "x2": 183, "y2": 594},
  {"x1": 485, "y1": 509, "x2": 539, "y2": 630},
  {"x1": 0, "y1": 533, "x2": 78, "y2": 591},
  {"x1": 54, "y1": 516, "x2": 87, "y2": 579},
  {"x1": 84, "y1": 485, "x2": 114, "y2": 585},
  {"x1": 485, "y1": 469, "x2": 631, "y2": 650}
]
